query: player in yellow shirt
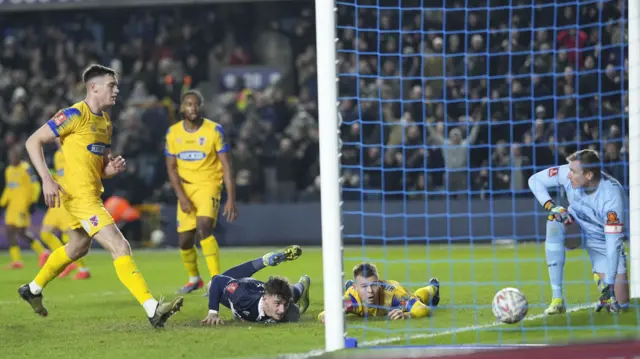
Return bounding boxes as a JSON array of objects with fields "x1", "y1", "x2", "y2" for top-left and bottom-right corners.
[
  {"x1": 1, "y1": 146, "x2": 47, "y2": 269},
  {"x1": 19, "y1": 64, "x2": 183, "y2": 328},
  {"x1": 318, "y1": 263, "x2": 441, "y2": 322},
  {"x1": 165, "y1": 89, "x2": 238, "y2": 294},
  {"x1": 38, "y1": 141, "x2": 91, "y2": 280}
]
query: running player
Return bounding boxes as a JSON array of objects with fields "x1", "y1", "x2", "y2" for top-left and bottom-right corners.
[{"x1": 19, "y1": 64, "x2": 183, "y2": 328}]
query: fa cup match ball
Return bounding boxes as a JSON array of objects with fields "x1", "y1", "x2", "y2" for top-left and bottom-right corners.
[{"x1": 492, "y1": 287, "x2": 528, "y2": 324}]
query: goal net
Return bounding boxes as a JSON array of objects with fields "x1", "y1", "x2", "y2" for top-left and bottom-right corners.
[{"x1": 318, "y1": 0, "x2": 636, "y2": 352}]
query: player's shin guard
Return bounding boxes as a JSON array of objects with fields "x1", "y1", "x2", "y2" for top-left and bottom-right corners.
[
  {"x1": 113, "y1": 255, "x2": 154, "y2": 306},
  {"x1": 30, "y1": 240, "x2": 46, "y2": 255},
  {"x1": 200, "y1": 235, "x2": 221, "y2": 277},
  {"x1": 33, "y1": 247, "x2": 73, "y2": 289},
  {"x1": 180, "y1": 247, "x2": 200, "y2": 280},
  {"x1": 9, "y1": 245, "x2": 21, "y2": 262},
  {"x1": 40, "y1": 231, "x2": 63, "y2": 250},
  {"x1": 546, "y1": 221, "x2": 566, "y2": 299}
]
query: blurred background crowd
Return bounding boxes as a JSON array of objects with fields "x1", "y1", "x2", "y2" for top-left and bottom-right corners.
[{"x1": 0, "y1": 0, "x2": 629, "y2": 206}]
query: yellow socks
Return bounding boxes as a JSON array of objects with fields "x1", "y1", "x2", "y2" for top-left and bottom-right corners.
[
  {"x1": 59, "y1": 232, "x2": 88, "y2": 271},
  {"x1": 9, "y1": 246, "x2": 21, "y2": 262},
  {"x1": 200, "y1": 235, "x2": 220, "y2": 277},
  {"x1": 40, "y1": 231, "x2": 63, "y2": 250},
  {"x1": 414, "y1": 286, "x2": 437, "y2": 304},
  {"x1": 180, "y1": 247, "x2": 200, "y2": 281},
  {"x1": 30, "y1": 240, "x2": 46, "y2": 255},
  {"x1": 33, "y1": 247, "x2": 73, "y2": 287},
  {"x1": 113, "y1": 255, "x2": 153, "y2": 305}
]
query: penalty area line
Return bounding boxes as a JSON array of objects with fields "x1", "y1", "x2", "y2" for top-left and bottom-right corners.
[{"x1": 278, "y1": 302, "x2": 595, "y2": 359}]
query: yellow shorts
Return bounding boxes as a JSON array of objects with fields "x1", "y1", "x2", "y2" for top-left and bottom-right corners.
[
  {"x1": 5, "y1": 207, "x2": 30, "y2": 228},
  {"x1": 177, "y1": 182, "x2": 223, "y2": 233},
  {"x1": 63, "y1": 195, "x2": 115, "y2": 237},
  {"x1": 42, "y1": 205, "x2": 75, "y2": 231}
]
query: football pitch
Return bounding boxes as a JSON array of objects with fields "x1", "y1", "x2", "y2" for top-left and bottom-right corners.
[{"x1": 0, "y1": 244, "x2": 638, "y2": 359}]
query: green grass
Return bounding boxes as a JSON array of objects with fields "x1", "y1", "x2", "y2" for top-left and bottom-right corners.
[{"x1": 0, "y1": 244, "x2": 638, "y2": 359}]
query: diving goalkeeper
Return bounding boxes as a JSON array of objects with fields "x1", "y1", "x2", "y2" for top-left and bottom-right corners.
[
  {"x1": 528, "y1": 149, "x2": 628, "y2": 314},
  {"x1": 318, "y1": 263, "x2": 440, "y2": 322}
]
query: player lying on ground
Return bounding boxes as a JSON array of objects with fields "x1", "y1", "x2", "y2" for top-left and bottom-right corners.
[
  {"x1": 39, "y1": 139, "x2": 91, "y2": 280},
  {"x1": 19, "y1": 64, "x2": 183, "y2": 328},
  {"x1": 528, "y1": 149, "x2": 628, "y2": 313},
  {"x1": 165, "y1": 89, "x2": 238, "y2": 294},
  {"x1": 1, "y1": 145, "x2": 46, "y2": 269},
  {"x1": 318, "y1": 263, "x2": 440, "y2": 322},
  {"x1": 201, "y1": 245, "x2": 310, "y2": 326}
]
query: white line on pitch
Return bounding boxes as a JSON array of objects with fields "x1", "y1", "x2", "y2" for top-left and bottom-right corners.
[{"x1": 278, "y1": 302, "x2": 595, "y2": 359}]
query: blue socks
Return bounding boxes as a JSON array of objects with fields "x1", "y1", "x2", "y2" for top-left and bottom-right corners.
[{"x1": 546, "y1": 221, "x2": 566, "y2": 299}]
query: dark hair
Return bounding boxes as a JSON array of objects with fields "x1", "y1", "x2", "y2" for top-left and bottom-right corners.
[
  {"x1": 566, "y1": 149, "x2": 602, "y2": 180},
  {"x1": 181, "y1": 89, "x2": 204, "y2": 105},
  {"x1": 82, "y1": 64, "x2": 117, "y2": 83},
  {"x1": 353, "y1": 263, "x2": 378, "y2": 279},
  {"x1": 264, "y1": 276, "x2": 293, "y2": 303}
]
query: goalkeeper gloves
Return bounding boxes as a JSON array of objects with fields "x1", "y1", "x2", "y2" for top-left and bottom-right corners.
[
  {"x1": 595, "y1": 284, "x2": 621, "y2": 313},
  {"x1": 544, "y1": 200, "x2": 574, "y2": 225}
]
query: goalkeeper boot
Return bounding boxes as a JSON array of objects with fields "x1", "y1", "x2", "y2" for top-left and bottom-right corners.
[
  {"x1": 544, "y1": 298, "x2": 566, "y2": 315},
  {"x1": 148, "y1": 297, "x2": 184, "y2": 329},
  {"x1": 298, "y1": 275, "x2": 311, "y2": 314},
  {"x1": 262, "y1": 245, "x2": 302, "y2": 267},
  {"x1": 429, "y1": 277, "x2": 441, "y2": 307},
  {"x1": 345, "y1": 280, "x2": 354, "y2": 291},
  {"x1": 18, "y1": 284, "x2": 48, "y2": 317}
]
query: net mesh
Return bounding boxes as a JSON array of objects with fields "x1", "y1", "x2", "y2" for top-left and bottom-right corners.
[{"x1": 336, "y1": 0, "x2": 633, "y2": 347}]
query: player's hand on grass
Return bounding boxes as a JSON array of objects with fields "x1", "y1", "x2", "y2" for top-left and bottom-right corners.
[
  {"x1": 223, "y1": 201, "x2": 238, "y2": 222},
  {"x1": 388, "y1": 309, "x2": 405, "y2": 320},
  {"x1": 104, "y1": 154, "x2": 126, "y2": 177},
  {"x1": 596, "y1": 284, "x2": 620, "y2": 313},
  {"x1": 201, "y1": 311, "x2": 224, "y2": 326},
  {"x1": 544, "y1": 201, "x2": 574, "y2": 225},
  {"x1": 178, "y1": 195, "x2": 195, "y2": 214},
  {"x1": 43, "y1": 177, "x2": 65, "y2": 208}
]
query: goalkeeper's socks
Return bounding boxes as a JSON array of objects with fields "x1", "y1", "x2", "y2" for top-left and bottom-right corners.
[
  {"x1": 179, "y1": 247, "x2": 200, "y2": 281},
  {"x1": 40, "y1": 231, "x2": 63, "y2": 250},
  {"x1": 545, "y1": 221, "x2": 566, "y2": 299},
  {"x1": 32, "y1": 247, "x2": 73, "y2": 291},
  {"x1": 200, "y1": 235, "x2": 221, "y2": 277}
]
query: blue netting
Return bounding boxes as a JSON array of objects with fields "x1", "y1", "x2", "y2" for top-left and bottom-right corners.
[{"x1": 336, "y1": 0, "x2": 633, "y2": 347}]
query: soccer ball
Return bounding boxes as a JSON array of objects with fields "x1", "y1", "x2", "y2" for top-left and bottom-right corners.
[
  {"x1": 150, "y1": 229, "x2": 165, "y2": 247},
  {"x1": 492, "y1": 287, "x2": 528, "y2": 324}
]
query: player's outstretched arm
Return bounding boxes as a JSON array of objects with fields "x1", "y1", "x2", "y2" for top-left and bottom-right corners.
[
  {"x1": 25, "y1": 124, "x2": 64, "y2": 208},
  {"x1": 527, "y1": 165, "x2": 569, "y2": 207},
  {"x1": 202, "y1": 275, "x2": 232, "y2": 326}
]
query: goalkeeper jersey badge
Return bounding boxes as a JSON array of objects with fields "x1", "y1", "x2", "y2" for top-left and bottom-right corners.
[{"x1": 199, "y1": 137, "x2": 206, "y2": 146}]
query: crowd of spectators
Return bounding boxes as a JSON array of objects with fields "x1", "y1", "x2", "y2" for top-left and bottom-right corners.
[{"x1": 0, "y1": 0, "x2": 629, "y2": 206}]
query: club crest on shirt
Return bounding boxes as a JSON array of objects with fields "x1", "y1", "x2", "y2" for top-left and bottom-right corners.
[
  {"x1": 199, "y1": 137, "x2": 206, "y2": 146},
  {"x1": 606, "y1": 211, "x2": 620, "y2": 225},
  {"x1": 226, "y1": 282, "x2": 239, "y2": 294}
]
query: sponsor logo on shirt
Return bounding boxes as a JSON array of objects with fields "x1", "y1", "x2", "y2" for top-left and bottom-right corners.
[
  {"x1": 87, "y1": 142, "x2": 108, "y2": 155},
  {"x1": 177, "y1": 151, "x2": 206, "y2": 161}
]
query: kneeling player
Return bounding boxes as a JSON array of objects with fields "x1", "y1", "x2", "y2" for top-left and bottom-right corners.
[
  {"x1": 528, "y1": 149, "x2": 629, "y2": 313},
  {"x1": 318, "y1": 263, "x2": 440, "y2": 322},
  {"x1": 201, "y1": 245, "x2": 310, "y2": 325}
]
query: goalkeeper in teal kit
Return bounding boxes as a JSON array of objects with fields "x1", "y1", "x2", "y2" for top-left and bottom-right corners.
[{"x1": 528, "y1": 149, "x2": 628, "y2": 314}]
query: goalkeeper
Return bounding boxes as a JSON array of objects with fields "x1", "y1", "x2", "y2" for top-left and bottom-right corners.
[
  {"x1": 528, "y1": 149, "x2": 628, "y2": 314},
  {"x1": 318, "y1": 263, "x2": 440, "y2": 322}
]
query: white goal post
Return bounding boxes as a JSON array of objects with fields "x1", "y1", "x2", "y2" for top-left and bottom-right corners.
[
  {"x1": 628, "y1": 0, "x2": 640, "y2": 299},
  {"x1": 315, "y1": 0, "x2": 345, "y2": 352}
]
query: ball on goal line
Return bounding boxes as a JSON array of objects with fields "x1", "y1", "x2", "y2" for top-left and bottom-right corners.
[{"x1": 492, "y1": 287, "x2": 528, "y2": 324}]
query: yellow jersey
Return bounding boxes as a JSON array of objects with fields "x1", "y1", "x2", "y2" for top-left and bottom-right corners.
[
  {"x1": 164, "y1": 118, "x2": 228, "y2": 186},
  {"x1": 0, "y1": 161, "x2": 40, "y2": 208},
  {"x1": 46, "y1": 101, "x2": 112, "y2": 198},
  {"x1": 343, "y1": 280, "x2": 429, "y2": 318}
]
